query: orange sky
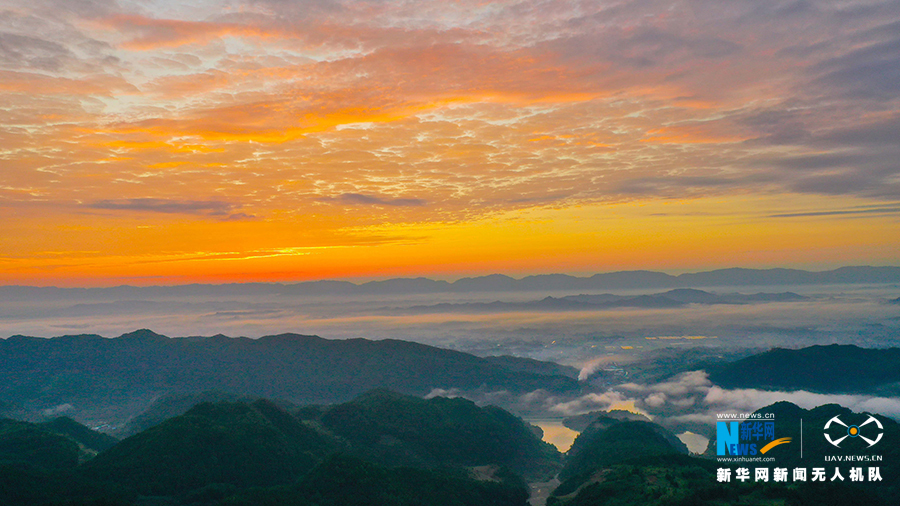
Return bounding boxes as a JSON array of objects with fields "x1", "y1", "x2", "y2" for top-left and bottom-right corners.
[{"x1": 1, "y1": 0, "x2": 899, "y2": 286}]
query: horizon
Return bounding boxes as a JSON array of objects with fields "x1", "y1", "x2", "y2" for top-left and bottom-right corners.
[
  {"x1": 3, "y1": 263, "x2": 897, "y2": 345},
  {"x1": 2, "y1": 263, "x2": 900, "y2": 289}
]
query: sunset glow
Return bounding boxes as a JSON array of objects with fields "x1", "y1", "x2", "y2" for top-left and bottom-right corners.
[{"x1": 2, "y1": 0, "x2": 899, "y2": 286}]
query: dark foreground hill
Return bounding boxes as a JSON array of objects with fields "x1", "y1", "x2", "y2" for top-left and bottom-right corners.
[
  {"x1": 83, "y1": 400, "x2": 339, "y2": 495},
  {"x1": 228, "y1": 454, "x2": 529, "y2": 506},
  {"x1": 118, "y1": 390, "x2": 249, "y2": 437},
  {"x1": 2, "y1": 391, "x2": 545, "y2": 506},
  {"x1": 0, "y1": 418, "x2": 82, "y2": 471},
  {"x1": 0, "y1": 330, "x2": 580, "y2": 424},
  {"x1": 548, "y1": 416, "x2": 721, "y2": 506},
  {"x1": 708, "y1": 344, "x2": 900, "y2": 394},
  {"x1": 0, "y1": 416, "x2": 132, "y2": 505},
  {"x1": 84, "y1": 391, "x2": 559, "y2": 495},
  {"x1": 0, "y1": 416, "x2": 117, "y2": 469},
  {"x1": 3, "y1": 394, "x2": 898, "y2": 506},
  {"x1": 553, "y1": 417, "x2": 688, "y2": 497},
  {"x1": 314, "y1": 389, "x2": 560, "y2": 480}
]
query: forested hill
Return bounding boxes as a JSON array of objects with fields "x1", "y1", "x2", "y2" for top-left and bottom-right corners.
[
  {"x1": 1, "y1": 392, "x2": 549, "y2": 506},
  {"x1": 3, "y1": 393, "x2": 897, "y2": 505},
  {"x1": 707, "y1": 344, "x2": 900, "y2": 394},
  {"x1": 0, "y1": 330, "x2": 580, "y2": 418}
]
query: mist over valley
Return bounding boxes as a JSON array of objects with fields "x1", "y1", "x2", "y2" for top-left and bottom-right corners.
[{"x1": 2, "y1": 268, "x2": 900, "y2": 505}]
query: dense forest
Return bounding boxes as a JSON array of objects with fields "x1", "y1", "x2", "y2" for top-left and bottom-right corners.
[{"x1": 1, "y1": 391, "x2": 897, "y2": 506}]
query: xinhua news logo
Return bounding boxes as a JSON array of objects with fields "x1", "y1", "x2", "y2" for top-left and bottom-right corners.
[{"x1": 717, "y1": 417, "x2": 790, "y2": 457}]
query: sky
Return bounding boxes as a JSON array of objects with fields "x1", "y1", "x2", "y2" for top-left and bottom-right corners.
[{"x1": 2, "y1": 0, "x2": 900, "y2": 286}]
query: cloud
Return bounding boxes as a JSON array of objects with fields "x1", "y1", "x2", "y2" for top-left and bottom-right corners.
[
  {"x1": 0, "y1": 33, "x2": 73, "y2": 71},
  {"x1": 339, "y1": 193, "x2": 426, "y2": 207},
  {"x1": 0, "y1": 70, "x2": 134, "y2": 95},
  {"x1": 645, "y1": 392, "x2": 667, "y2": 407},
  {"x1": 748, "y1": 111, "x2": 900, "y2": 199},
  {"x1": 819, "y1": 115, "x2": 900, "y2": 147},
  {"x1": 607, "y1": 371, "x2": 900, "y2": 431},
  {"x1": 3, "y1": 0, "x2": 900, "y2": 281},
  {"x1": 425, "y1": 387, "x2": 644, "y2": 418},
  {"x1": 99, "y1": 14, "x2": 283, "y2": 50},
  {"x1": 578, "y1": 357, "x2": 614, "y2": 381},
  {"x1": 616, "y1": 176, "x2": 738, "y2": 196},
  {"x1": 546, "y1": 391, "x2": 650, "y2": 418},
  {"x1": 87, "y1": 198, "x2": 252, "y2": 219},
  {"x1": 30, "y1": 0, "x2": 121, "y2": 19},
  {"x1": 703, "y1": 386, "x2": 900, "y2": 420},
  {"x1": 768, "y1": 205, "x2": 900, "y2": 219},
  {"x1": 812, "y1": 34, "x2": 900, "y2": 100},
  {"x1": 42, "y1": 403, "x2": 74, "y2": 416},
  {"x1": 221, "y1": 212, "x2": 258, "y2": 221}
]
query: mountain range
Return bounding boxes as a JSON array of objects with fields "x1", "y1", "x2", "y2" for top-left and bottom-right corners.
[
  {"x1": 0, "y1": 330, "x2": 580, "y2": 427},
  {"x1": 3, "y1": 266, "x2": 899, "y2": 299},
  {"x1": 395, "y1": 288, "x2": 808, "y2": 314}
]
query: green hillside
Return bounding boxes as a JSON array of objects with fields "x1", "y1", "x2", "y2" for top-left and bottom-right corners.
[
  {"x1": 42, "y1": 416, "x2": 118, "y2": 453},
  {"x1": 118, "y1": 390, "x2": 248, "y2": 437},
  {"x1": 48, "y1": 392, "x2": 543, "y2": 504},
  {"x1": 707, "y1": 345, "x2": 900, "y2": 394},
  {"x1": 83, "y1": 400, "x2": 339, "y2": 495},
  {"x1": 555, "y1": 418, "x2": 688, "y2": 494},
  {"x1": 0, "y1": 330, "x2": 580, "y2": 424},
  {"x1": 0, "y1": 418, "x2": 81, "y2": 471},
  {"x1": 226, "y1": 454, "x2": 529, "y2": 506},
  {"x1": 317, "y1": 389, "x2": 561, "y2": 480}
]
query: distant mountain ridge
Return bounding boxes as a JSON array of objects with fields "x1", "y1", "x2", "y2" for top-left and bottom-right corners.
[
  {"x1": 396, "y1": 289, "x2": 808, "y2": 314},
  {"x1": 2, "y1": 265, "x2": 899, "y2": 298}
]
